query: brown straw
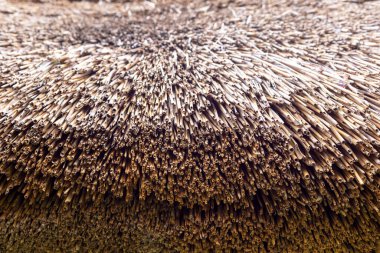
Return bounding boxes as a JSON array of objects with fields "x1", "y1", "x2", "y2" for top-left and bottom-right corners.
[{"x1": 0, "y1": 0, "x2": 379, "y2": 252}]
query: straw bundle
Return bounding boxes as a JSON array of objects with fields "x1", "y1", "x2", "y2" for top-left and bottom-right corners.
[{"x1": 0, "y1": 0, "x2": 379, "y2": 252}]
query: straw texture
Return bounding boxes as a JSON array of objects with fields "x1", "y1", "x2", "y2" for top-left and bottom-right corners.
[{"x1": 0, "y1": 0, "x2": 379, "y2": 252}]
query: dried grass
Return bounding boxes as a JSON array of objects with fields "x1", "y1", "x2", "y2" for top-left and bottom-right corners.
[{"x1": 0, "y1": 0, "x2": 379, "y2": 252}]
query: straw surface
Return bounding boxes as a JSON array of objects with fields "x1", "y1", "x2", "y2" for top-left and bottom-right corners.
[{"x1": 0, "y1": 0, "x2": 379, "y2": 252}]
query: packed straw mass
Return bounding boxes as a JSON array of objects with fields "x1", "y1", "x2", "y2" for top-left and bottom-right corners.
[{"x1": 0, "y1": 0, "x2": 379, "y2": 252}]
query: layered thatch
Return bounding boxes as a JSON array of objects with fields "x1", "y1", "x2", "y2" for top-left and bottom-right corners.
[{"x1": 0, "y1": 0, "x2": 380, "y2": 252}]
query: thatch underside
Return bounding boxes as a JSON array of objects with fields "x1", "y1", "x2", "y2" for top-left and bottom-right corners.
[{"x1": 0, "y1": 0, "x2": 379, "y2": 252}]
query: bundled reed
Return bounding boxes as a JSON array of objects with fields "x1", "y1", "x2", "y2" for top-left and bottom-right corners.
[{"x1": 0, "y1": 0, "x2": 379, "y2": 252}]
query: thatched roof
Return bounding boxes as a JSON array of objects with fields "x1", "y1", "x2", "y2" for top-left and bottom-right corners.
[{"x1": 0, "y1": 0, "x2": 379, "y2": 252}]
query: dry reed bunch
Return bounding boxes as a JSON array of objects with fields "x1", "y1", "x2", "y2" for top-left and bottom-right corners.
[{"x1": 0, "y1": 0, "x2": 379, "y2": 252}]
